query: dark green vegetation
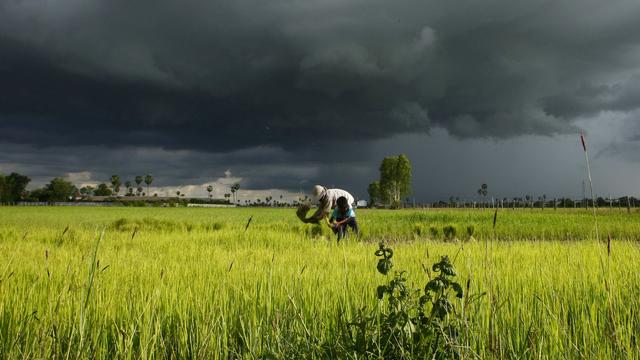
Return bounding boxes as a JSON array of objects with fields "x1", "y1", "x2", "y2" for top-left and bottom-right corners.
[
  {"x1": 0, "y1": 172, "x2": 30, "y2": 203},
  {"x1": 345, "y1": 243, "x2": 472, "y2": 358},
  {"x1": 1, "y1": 207, "x2": 639, "y2": 358},
  {"x1": 368, "y1": 154, "x2": 412, "y2": 208}
]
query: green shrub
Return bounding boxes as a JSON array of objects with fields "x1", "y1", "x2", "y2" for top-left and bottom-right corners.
[{"x1": 343, "y1": 242, "x2": 475, "y2": 358}]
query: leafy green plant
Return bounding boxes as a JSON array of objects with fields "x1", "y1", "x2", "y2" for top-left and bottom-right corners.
[
  {"x1": 375, "y1": 242, "x2": 394, "y2": 275},
  {"x1": 344, "y1": 242, "x2": 474, "y2": 359}
]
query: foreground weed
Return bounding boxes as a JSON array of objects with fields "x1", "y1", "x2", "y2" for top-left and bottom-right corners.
[{"x1": 343, "y1": 242, "x2": 478, "y2": 359}]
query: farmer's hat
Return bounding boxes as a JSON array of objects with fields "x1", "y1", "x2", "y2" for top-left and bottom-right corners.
[{"x1": 312, "y1": 185, "x2": 326, "y2": 200}]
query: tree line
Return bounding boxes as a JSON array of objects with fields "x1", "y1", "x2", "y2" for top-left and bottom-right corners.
[
  {"x1": 0, "y1": 173, "x2": 156, "y2": 203},
  {"x1": 3, "y1": 166, "x2": 637, "y2": 208},
  {"x1": 0, "y1": 171, "x2": 246, "y2": 205},
  {"x1": 77, "y1": 174, "x2": 155, "y2": 197}
]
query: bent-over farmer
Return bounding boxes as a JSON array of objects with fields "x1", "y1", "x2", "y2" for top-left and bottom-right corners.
[{"x1": 308, "y1": 185, "x2": 355, "y2": 223}]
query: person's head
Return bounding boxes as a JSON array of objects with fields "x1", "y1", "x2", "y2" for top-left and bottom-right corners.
[
  {"x1": 312, "y1": 185, "x2": 326, "y2": 201},
  {"x1": 336, "y1": 196, "x2": 349, "y2": 211}
]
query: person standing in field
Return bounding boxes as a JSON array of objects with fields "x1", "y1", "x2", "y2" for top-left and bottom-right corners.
[
  {"x1": 308, "y1": 185, "x2": 355, "y2": 222},
  {"x1": 328, "y1": 196, "x2": 359, "y2": 241}
]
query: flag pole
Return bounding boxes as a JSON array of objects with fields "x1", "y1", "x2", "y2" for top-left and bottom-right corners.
[{"x1": 581, "y1": 132, "x2": 599, "y2": 240}]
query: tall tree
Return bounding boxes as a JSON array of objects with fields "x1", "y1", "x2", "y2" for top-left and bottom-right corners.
[
  {"x1": 378, "y1": 154, "x2": 412, "y2": 208},
  {"x1": 45, "y1": 178, "x2": 77, "y2": 202},
  {"x1": 80, "y1": 186, "x2": 94, "y2": 196},
  {"x1": 110, "y1": 175, "x2": 121, "y2": 196},
  {"x1": 125, "y1": 181, "x2": 133, "y2": 196},
  {"x1": 135, "y1": 175, "x2": 143, "y2": 191},
  {"x1": 477, "y1": 184, "x2": 488, "y2": 207},
  {"x1": 94, "y1": 183, "x2": 113, "y2": 196},
  {"x1": 367, "y1": 181, "x2": 380, "y2": 207},
  {"x1": 144, "y1": 174, "x2": 153, "y2": 196},
  {"x1": 0, "y1": 172, "x2": 31, "y2": 203},
  {"x1": 231, "y1": 183, "x2": 240, "y2": 203},
  {"x1": 206, "y1": 185, "x2": 214, "y2": 202}
]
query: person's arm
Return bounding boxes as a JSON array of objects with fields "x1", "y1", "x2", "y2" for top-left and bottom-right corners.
[
  {"x1": 333, "y1": 209, "x2": 354, "y2": 226},
  {"x1": 310, "y1": 197, "x2": 331, "y2": 221},
  {"x1": 327, "y1": 214, "x2": 336, "y2": 227},
  {"x1": 334, "y1": 217, "x2": 350, "y2": 226}
]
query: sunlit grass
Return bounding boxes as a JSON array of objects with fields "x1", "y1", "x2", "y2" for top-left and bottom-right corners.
[{"x1": 0, "y1": 207, "x2": 639, "y2": 358}]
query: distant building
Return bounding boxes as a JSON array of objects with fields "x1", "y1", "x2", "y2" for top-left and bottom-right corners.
[{"x1": 356, "y1": 200, "x2": 368, "y2": 208}]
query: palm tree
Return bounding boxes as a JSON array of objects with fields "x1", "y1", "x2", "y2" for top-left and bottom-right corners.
[
  {"x1": 176, "y1": 190, "x2": 181, "y2": 197},
  {"x1": 477, "y1": 184, "x2": 488, "y2": 208},
  {"x1": 207, "y1": 185, "x2": 214, "y2": 202},
  {"x1": 144, "y1": 174, "x2": 153, "y2": 196},
  {"x1": 135, "y1": 176, "x2": 143, "y2": 191},
  {"x1": 125, "y1": 181, "x2": 133, "y2": 196},
  {"x1": 137, "y1": 186, "x2": 143, "y2": 196},
  {"x1": 231, "y1": 183, "x2": 240, "y2": 203},
  {"x1": 110, "y1": 175, "x2": 121, "y2": 196}
]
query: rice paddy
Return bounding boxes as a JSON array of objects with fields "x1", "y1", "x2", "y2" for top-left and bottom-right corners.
[{"x1": 1, "y1": 206, "x2": 639, "y2": 358}]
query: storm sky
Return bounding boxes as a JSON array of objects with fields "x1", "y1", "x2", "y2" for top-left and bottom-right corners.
[{"x1": 1, "y1": 0, "x2": 639, "y2": 201}]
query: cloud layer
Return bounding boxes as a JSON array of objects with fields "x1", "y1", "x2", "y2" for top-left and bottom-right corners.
[
  {"x1": 3, "y1": 0, "x2": 640, "y2": 150},
  {"x1": 1, "y1": 0, "x2": 640, "y2": 198}
]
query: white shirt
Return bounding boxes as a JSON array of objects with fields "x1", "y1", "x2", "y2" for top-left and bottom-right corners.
[{"x1": 318, "y1": 189, "x2": 355, "y2": 213}]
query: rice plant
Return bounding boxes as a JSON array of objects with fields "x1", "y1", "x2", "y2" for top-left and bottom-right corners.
[{"x1": 0, "y1": 206, "x2": 639, "y2": 358}]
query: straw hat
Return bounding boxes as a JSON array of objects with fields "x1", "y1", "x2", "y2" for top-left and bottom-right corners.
[{"x1": 312, "y1": 185, "x2": 326, "y2": 200}]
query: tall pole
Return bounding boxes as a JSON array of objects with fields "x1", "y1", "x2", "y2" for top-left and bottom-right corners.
[
  {"x1": 581, "y1": 132, "x2": 599, "y2": 240},
  {"x1": 582, "y1": 181, "x2": 586, "y2": 209}
]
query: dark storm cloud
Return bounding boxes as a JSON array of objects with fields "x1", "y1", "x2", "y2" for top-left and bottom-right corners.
[
  {"x1": 2, "y1": 0, "x2": 640, "y2": 199},
  {"x1": 2, "y1": 0, "x2": 640, "y2": 153},
  {"x1": 542, "y1": 76, "x2": 640, "y2": 119},
  {"x1": 596, "y1": 111, "x2": 640, "y2": 164}
]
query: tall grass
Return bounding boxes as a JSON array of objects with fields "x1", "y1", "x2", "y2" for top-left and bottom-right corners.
[{"x1": 0, "y1": 207, "x2": 639, "y2": 358}]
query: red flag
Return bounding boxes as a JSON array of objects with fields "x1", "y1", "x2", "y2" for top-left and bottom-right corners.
[{"x1": 580, "y1": 132, "x2": 587, "y2": 152}]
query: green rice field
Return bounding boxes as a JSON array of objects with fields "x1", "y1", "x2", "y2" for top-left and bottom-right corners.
[{"x1": 1, "y1": 206, "x2": 639, "y2": 358}]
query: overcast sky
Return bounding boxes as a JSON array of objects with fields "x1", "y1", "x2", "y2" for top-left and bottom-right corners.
[{"x1": 1, "y1": 0, "x2": 639, "y2": 201}]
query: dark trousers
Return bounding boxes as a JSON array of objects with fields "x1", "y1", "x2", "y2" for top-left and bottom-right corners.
[{"x1": 332, "y1": 217, "x2": 359, "y2": 241}]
